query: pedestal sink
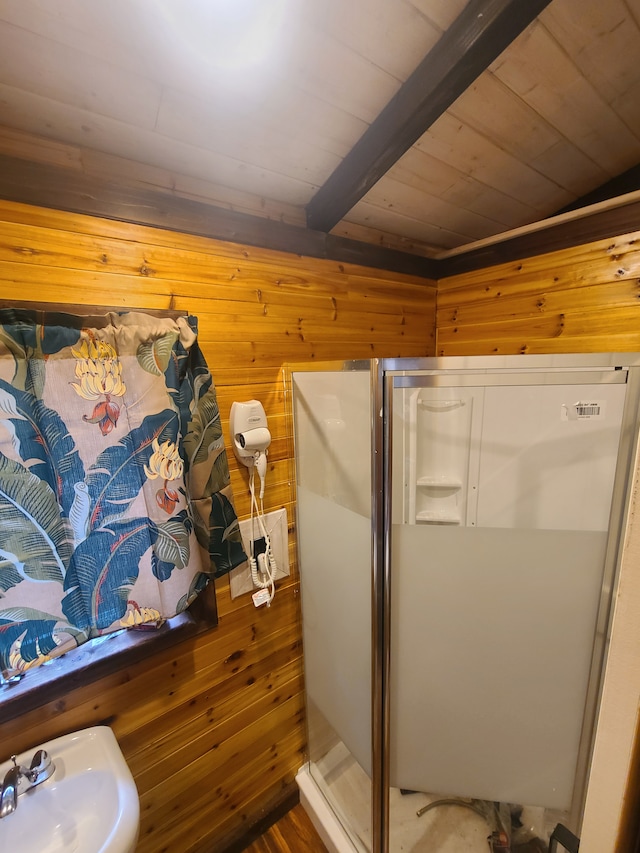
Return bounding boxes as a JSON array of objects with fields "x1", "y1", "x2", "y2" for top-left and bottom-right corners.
[{"x1": 0, "y1": 726, "x2": 139, "y2": 853}]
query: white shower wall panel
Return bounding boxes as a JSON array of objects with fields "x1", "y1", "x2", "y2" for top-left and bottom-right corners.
[{"x1": 475, "y1": 383, "x2": 627, "y2": 530}]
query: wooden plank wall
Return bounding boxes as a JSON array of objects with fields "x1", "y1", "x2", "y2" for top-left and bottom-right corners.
[
  {"x1": 0, "y1": 199, "x2": 436, "y2": 852},
  {"x1": 437, "y1": 229, "x2": 640, "y2": 355}
]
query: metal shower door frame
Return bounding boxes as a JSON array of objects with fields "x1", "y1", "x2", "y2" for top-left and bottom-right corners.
[{"x1": 370, "y1": 353, "x2": 640, "y2": 853}]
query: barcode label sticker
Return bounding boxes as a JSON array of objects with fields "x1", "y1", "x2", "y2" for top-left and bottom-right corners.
[
  {"x1": 576, "y1": 404, "x2": 600, "y2": 416},
  {"x1": 562, "y1": 401, "x2": 605, "y2": 421}
]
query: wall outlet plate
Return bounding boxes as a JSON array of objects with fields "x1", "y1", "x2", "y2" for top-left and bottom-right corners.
[{"x1": 229, "y1": 508, "x2": 290, "y2": 599}]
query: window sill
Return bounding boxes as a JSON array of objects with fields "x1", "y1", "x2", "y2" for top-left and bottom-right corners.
[{"x1": 0, "y1": 583, "x2": 218, "y2": 725}]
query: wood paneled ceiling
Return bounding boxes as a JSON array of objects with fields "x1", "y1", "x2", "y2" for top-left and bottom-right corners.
[{"x1": 0, "y1": 0, "x2": 640, "y2": 265}]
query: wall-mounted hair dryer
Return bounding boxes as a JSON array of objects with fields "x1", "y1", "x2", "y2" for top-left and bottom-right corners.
[
  {"x1": 229, "y1": 400, "x2": 278, "y2": 607},
  {"x1": 230, "y1": 400, "x2": 271, "y2": 495}
]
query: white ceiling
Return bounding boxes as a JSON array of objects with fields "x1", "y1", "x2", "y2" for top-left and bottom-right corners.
[{"x1": 0, "y1": 0, "x2": 639, "y2": 257}]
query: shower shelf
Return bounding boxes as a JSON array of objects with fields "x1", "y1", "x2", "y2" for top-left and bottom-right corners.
[
  {"x1": 416, "y1": 477, "x2": 462, "y2": 489},
  {"x1": 415, "y1": 511, "x2": 461, "y2": 524}
]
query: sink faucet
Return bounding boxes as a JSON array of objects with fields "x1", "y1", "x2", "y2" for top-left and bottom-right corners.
[{"x1": 0, "y1": 750, "x2": 55, "y2": 818}]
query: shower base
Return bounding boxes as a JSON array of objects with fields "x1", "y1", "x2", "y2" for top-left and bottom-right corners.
[
  {"x1": 297, "y1": 742, "x2": 560, "y2": 852},
  {"x1": 297, "y1": 763, "x2": 361, "y2": 853}
]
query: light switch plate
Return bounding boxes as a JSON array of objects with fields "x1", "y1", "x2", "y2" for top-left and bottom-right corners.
[{"x1": 229, "y1": 508, "x2": 290, "y2": 599}]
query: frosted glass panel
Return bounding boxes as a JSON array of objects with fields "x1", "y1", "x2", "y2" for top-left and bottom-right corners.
[
  {"x1": 390, "y1": 377, "x2": 626, "y2": 812},
  {"x1": 298, "y1": 486, "x2": 372, "y2": 774},
  {"x1": 390, "y1": 525, "x2": 606, "y2": 809},
  {"x1": 292, "y1": 371, "x2": 371, "y2": 517},
  {"x1": 292, "y1": 368, "x2": 372, "y2": 846}
]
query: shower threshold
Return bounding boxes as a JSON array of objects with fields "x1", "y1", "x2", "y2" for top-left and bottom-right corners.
[{"x1": 297, "y1": 742, "x2": 562, "y2": 852}]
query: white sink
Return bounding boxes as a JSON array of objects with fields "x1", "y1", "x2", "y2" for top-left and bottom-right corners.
[{"x1": 0, "y1": 726, "x2": 139, "y2": 853}]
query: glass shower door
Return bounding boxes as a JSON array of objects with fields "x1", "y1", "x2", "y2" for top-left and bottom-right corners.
[
  {"x1": 387, "y1": 365, "x2": 633, "y2": 852},
  {"x1": 292, "y1": 364, "x2": 374, "y2": 851}
]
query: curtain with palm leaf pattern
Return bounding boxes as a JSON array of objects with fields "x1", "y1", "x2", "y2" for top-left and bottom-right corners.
[{"x1": 0, "y1": 308, "x2": 246, "y2": 680}]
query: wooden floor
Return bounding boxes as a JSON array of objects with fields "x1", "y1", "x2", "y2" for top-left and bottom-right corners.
[{"x1": 241, "y1": 804, "x2": 329, "y2": 853}]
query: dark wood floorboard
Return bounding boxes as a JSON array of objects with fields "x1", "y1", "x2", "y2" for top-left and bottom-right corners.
[{"x1": 241, "y1": 803, "x2": 329, "y2": 852}]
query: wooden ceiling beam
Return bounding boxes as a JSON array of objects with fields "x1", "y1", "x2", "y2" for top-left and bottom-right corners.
[{"x1": 305, "y1": 0, "x2": 553, "y2": 233}]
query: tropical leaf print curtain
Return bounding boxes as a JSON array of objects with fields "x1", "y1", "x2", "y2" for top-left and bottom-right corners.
[{"x1": 0, "y1": 308, "x2": 246, "y2": 679}]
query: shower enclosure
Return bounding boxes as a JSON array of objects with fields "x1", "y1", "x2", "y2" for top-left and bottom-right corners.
[{"x1": 288, "y1": 354, "x2": 640, "y2": 853}]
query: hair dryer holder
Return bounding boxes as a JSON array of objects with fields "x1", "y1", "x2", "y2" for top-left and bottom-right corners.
[{"x1": 230, "y1": 400, "x2": 271, "y2": 469}]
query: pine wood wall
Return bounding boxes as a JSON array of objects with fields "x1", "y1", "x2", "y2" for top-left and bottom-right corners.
[
  {"x1": 0, "y1": 199, "x2": 436, "y2": 852},
  {"x1": 437, "y1": 230, "x2": 640, "y2": 355}
]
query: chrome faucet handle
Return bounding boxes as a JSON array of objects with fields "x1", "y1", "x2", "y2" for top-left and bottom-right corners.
[
  {"x1": 27, "y1": 749, "x2": 54, "y2": 783},
  {"x1": 0, "y1": 749, "x2": 56, "y2": 818},
  {"x1": 7, "y1": 755, "x2": 32, "y2": 798},
  {"x1": 8, "y1": 755, "x2": 29, "y2": 777}
]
